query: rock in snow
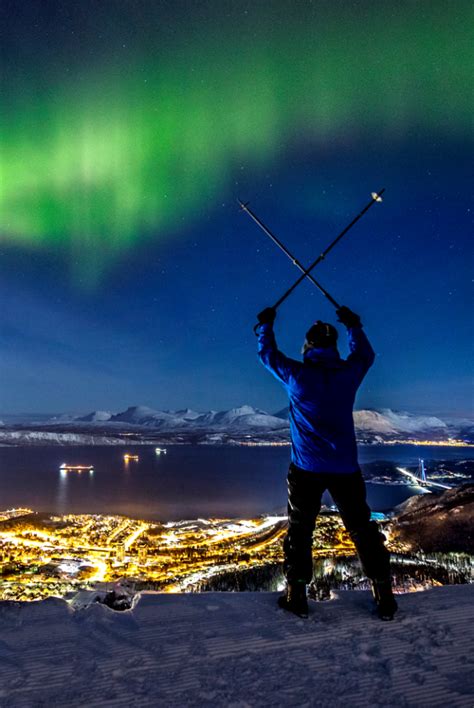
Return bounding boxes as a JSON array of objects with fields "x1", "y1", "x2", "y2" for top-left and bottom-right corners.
[{"x1": 0, "y1": 586, "x2": 473, "y2": 706}]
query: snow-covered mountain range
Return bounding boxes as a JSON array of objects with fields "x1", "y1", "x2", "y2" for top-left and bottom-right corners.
[
  {"x1": 1, "y1": 405, "x2": 472, "y2": 445},
  {"x1": 77, "y1": 404, "x2": 289, "y2": 433},
  {"x1": 44, "y1": 405, "x2": 474, "y2": 443}
]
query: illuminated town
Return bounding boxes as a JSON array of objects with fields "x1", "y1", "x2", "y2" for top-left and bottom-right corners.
[
  {"x1": 214, "y1": 439, "x2": 473, "y2": 448},
  {"x1": 0, "y1": 507, "x2": 380, "y2": 601},
  {"x1": 381, "y1": 439, "x2": 473, "y2": 448},
  {"x1": 1, "y1": 492, "x2": 471, "y2": 603}
]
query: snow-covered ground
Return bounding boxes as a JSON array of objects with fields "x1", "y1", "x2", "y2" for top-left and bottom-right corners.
[
  {"x1": 0, "y1": 586, "x2": 473, "y2": 707},
  {"x1": 0, "y1": 430, "x2": 134, "y2": 446}
]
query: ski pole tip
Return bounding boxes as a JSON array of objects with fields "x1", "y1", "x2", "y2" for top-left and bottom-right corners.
[
  {"x1": 371, "y1": 191, "x2": 384, "y2": 203},
  {"x1": 237, "y1": 198, "x2": 250, "y2": 211}
]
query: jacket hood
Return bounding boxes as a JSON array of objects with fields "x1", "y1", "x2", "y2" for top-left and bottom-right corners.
[{"x1": 303, "y1": 346, "x2": 342, "y2": 367}]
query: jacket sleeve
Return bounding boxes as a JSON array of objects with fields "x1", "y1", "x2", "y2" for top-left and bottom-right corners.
[
  {"x1": 345, "y1": 326, "x2": 376, "y2": 383},
  {"x1": 257, "y1": 323, "x2": 298, "y2": 386}
]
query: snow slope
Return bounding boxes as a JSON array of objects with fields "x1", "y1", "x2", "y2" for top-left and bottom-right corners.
[
  {"x1": 0, "y1": 430, "x2": 130, "y2": 446},
  {"x1": 354, "y1": 409, "x2": 448, "y2": 435},
  {"x1": 78, "y1": 411, "x2": 113, "y2": 422},
  {"x1": 390, "y1": 483, "x2": 474, "y2": 553},
  {"x1": 0, "y1": 586, "x2": 472, "y2": 707},
  {"x1": 275, "y1": 407, "x2": 453, "y2": 439},
  {"x1": 193, "y1": 405, "x2": 287, "y2": 430}
]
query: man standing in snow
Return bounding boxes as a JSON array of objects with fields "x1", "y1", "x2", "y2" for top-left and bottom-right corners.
[{"x1": 256, "y1": 305, "x2": 397, "y2": 620}]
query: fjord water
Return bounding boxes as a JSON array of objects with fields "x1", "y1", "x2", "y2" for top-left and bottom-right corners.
[{"x1": 0, "y1": 445, "x2": 472, "y2": 521}]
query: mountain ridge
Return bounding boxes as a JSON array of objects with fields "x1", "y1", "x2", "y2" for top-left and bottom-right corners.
[
  {"x1": 66, "y1": 405, "x2": 472, "y2": 442},
  {"x1": 1, "y1": 406, "x2": 472, "y2": 445}
]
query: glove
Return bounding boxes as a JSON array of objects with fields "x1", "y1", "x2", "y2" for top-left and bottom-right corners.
[
  {"x1": 336, "y1": 306, "x2": 362, "y2": 328},
  {"x1": 257, "y1": 307, "x2": 276, "y2": 325}
]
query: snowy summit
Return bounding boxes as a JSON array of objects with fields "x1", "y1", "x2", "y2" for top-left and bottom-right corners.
[{"x1": 0, "y1": 586, "x2": 472, "y2": 706}]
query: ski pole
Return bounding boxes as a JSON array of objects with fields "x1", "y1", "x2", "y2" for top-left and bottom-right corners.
[
  {"x1": 243, "y1": 187, "x2": 385, "y2": 331},
  {"x1": 270, "y1": 189, "x2": 385, "y2": 310},
  {"x1": 238, "y1": 200, "x2": 341, "y2": 309}
]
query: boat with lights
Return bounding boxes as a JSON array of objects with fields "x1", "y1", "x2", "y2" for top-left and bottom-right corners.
[{"x1": 59, "y1": 464, "x2": 94, "y2": 472}]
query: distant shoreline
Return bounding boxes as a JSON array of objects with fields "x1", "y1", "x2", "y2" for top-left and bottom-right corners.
[{"x1": 0, "y1": 429, "x2": 473, "y2": 448}]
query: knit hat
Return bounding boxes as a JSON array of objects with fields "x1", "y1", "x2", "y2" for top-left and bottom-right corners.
[{"x1": 305, "y1": 321, "x2": 338, "y2": 348}]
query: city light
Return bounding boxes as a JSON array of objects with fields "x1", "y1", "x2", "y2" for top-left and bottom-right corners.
[
  {"x1": 384, "y1": 439, "x2": 472, "y2": 448},
  {"x1": 0, "y1": 508, "x2": 360, "y2": 601}
]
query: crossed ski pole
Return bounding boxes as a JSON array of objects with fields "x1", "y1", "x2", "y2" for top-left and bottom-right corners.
[{"x1": 239, "y1": 189, "x2": 385, "y2": 332}]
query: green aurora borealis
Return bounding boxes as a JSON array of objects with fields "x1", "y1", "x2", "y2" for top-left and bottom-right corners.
[{"x1": 1, "y1": 1, "x2": 472, "y2": 284}]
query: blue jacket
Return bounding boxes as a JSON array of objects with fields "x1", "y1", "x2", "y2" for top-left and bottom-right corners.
[{"x1": 257, "y1": 323, "x2": 375, "y2": 474}]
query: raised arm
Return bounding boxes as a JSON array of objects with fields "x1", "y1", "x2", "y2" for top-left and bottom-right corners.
[
  {"x1": 256, "y1": 308, "x2": 299, "y2": 386},
  {"x1": 337, "y1": 306, "x2": 375, "y2": 382}
]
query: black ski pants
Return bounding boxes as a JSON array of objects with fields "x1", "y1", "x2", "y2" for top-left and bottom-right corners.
[{"x1": 284, "y1": 463, "x2": 391, "y2": 584}]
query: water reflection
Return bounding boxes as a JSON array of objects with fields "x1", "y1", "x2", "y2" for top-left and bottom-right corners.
[
  {"x1": 56, "y1": 466, "x2": 95, "y2": 515},
  {"x1": 0, "y1": 444, "x2": 470, "y2": 521},
  {"x1": 56, "y1": 467, "x2": 68, "y2": 513}
]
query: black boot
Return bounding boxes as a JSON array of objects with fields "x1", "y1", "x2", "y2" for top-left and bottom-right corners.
[
  {"x1": 372, "y1": 579, "x2": 398, "y2": 621},
  {"x1": 278, "y1": 582, "x2": 309, "y2": 618}
]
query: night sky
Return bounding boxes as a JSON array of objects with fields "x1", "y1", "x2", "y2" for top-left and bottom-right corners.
[{"x1": 1, "y1": 0, "x2": 472, "y2": 417}]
